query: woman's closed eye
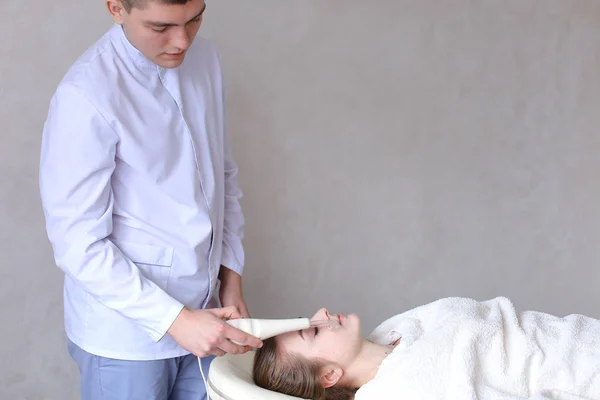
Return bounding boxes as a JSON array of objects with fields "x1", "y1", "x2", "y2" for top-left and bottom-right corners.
[{"x1": 299, "y1": 327, "x2": 318, "y2": 341}]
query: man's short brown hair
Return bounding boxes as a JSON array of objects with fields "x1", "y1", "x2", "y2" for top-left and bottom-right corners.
[{"x1": 121, "y1": 0, "x2": 193, "y2": 12}]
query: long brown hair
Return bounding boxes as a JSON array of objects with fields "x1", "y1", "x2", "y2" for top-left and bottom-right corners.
[{"x1": 253, "y1": 337, "x2": 357, "y2": 400}]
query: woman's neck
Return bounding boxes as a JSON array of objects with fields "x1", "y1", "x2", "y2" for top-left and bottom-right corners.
[{"x1": 342, "y1": 340, "x2": 396, "y2": 388}]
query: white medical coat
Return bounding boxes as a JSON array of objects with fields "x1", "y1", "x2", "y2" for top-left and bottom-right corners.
[{"x1": 39, "y1": 24, "x2": 245, "y2": 360}]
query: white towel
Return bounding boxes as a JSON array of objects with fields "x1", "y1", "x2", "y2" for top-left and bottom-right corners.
[{"x1": 355, "y1": 297, "x2": 600, "y2": 400}]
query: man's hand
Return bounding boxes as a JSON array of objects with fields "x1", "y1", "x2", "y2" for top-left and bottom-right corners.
[
  {"x1": 167, "y1": 306, "x2": 262, "y2": 358},
  {"x1": 219, "y1": 266, "x2": 250, "y2": 318}
]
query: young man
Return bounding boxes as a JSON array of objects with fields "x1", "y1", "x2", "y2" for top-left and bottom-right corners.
[{"x1": 39, "y1": 0, "x2": 262, "y2": 398}]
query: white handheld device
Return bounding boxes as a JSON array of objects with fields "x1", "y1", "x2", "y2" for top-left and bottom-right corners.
[{"x1": 226, "y1": 317, "x2": 311, "y2": 342}]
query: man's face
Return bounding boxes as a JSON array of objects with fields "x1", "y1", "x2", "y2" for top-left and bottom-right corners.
[{"x1": 107, "y1": 0, "x2": 206, "y2": 68}]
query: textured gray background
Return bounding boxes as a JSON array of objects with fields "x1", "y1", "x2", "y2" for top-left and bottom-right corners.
[{"x1": 2, "y1": 1, "x2": 600, "y2": 399}]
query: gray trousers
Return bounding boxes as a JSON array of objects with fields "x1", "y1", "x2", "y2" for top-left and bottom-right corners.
[{"x1": 68, "y1": 340, "x2": 214, "y2": 400}]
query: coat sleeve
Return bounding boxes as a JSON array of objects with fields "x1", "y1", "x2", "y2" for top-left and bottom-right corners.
[{"x1": 39, "y1": 84, "x2": 184, "y2": 342}]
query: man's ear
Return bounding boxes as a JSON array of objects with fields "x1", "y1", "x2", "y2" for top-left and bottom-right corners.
[
  {"x1": 320, "y1": 365, "x2": 343, "y2": 389},
  {"x1": 106, "y1": 0, "x2": 127, "y2": 24}
]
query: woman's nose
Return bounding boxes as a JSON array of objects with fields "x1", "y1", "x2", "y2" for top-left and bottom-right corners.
[{"x1": 313, "y1": 308, "x2": 330, "y2": 320}]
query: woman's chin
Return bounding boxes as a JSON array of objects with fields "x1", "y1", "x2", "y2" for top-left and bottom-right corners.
[
  {"x1": 346, "y1": 313, "x2": 360, "y2": 326},
  {"x1": 344, "y1": 314, "x2": 362, "y2": 336}
]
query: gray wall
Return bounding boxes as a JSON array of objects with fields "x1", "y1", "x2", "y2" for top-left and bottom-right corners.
[{"x1": 2, "y1": 1, "x2": 600, "y2": 398}]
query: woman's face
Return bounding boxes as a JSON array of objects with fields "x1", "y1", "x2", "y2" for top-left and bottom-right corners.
[{"x1": 277, "y1": 308, "x2": 364, "y2": 368}]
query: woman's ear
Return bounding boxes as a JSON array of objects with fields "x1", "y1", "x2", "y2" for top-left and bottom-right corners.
[{"x1": 320, "y1": 365, "x2": 343, "y2": 388}]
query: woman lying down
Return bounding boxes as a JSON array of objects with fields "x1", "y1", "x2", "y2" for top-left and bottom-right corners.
[{"x1": 253, "y1": 296, "x2": 600, "y2": 400}]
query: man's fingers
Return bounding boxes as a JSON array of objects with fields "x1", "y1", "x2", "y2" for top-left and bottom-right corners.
[
  {"x1": 216, "y1": 339, "x2": 244, "y2": 355},
  {"x1": 212, "y1": 305, "x2": 242, "y2": 320},
  {"x1": 223, "y1": 324, "x2": 263, "y2": 349},
  {"x1": 232, "y1": 345, "x2": 252, "y2": 355},
  {"x1": 217, "y1": 340, "x2": 254, "y2": 356},
  {"x1": 240, "y1": 303, "x2": 251, "y2": 318},
  {"x1": 211, "y1": 348, "x2": 226, "y2": 357}
]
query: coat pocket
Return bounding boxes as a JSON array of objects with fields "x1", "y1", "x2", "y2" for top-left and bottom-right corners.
[
  {"x1": 116, "y1": 241, "x2": 174, "y2": 290},
  {"x1": 117, "y1": 241, "x2": 174, "y2": 267}
]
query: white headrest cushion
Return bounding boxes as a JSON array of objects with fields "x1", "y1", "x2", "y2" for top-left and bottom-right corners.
[{"x1": 207, "y1": 351, "x2": 307, "y2": 400}]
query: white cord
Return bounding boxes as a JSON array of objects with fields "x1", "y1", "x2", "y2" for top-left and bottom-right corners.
[{"x1": 199, "y1": 357, "x2": 211, "y2": 400}]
